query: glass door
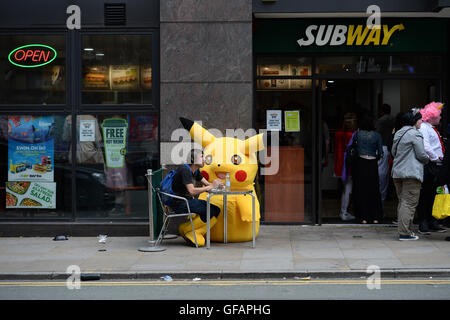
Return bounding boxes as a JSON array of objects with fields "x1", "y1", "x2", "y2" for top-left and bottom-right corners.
[{"x1": 255, "y1": 57, "x2": 314, "y2": 223}]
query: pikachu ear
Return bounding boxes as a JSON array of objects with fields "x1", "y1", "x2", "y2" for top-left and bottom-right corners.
[
  {"x1": 179, "y1": 117, "x2": 215, "y2": 148},
  {"x1": 244, "y1": 133, "x2": 265, "y2": 155}
]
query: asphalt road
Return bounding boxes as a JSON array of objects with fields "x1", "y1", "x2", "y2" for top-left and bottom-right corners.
[{"x1": 0, "y1": 278, "x2": 449, "y2": 301}]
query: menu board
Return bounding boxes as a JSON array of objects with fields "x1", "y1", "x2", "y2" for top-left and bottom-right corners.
[
  {"x1": 83, "y1": 65, "x2": 109, "y2": 89},
  {"x1": 82, "y1": 64, "x2": 152, "y2": 91},
  {"x1": 110, "y1": 65, "x2": 139, "y2": 90},
  {"x1": 258, "y1": 64, "x2": 289, "y2": 90},
  {"x1": 257, "y1": 64, "x2": 312, "y2": 90}
]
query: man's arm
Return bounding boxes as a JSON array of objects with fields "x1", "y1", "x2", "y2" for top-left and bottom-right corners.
[
  {"x1": 185, "y1": 183, "x2": 213, "y2": 197},
  {"x1": 201, "y1": 177, "x2": 211, "y2": 186},
  {"x1": 185, "y1": 178, "x2": 222, "y2": 197}
]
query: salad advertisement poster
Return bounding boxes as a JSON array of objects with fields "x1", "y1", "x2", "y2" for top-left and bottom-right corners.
[
  {"x1": 6, "y1": 116, "x2": 56, "y2": 209},
  {"x1": 6, "y1": 182, "x2": 56, "y2": 209}
]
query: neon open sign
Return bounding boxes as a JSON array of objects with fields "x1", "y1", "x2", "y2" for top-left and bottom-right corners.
[{"x1": 8, "y1": 44, "x2": 57, "y2": 68}]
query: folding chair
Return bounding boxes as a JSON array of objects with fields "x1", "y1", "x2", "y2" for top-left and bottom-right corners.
[{"x1": 153, "y1": 188, "x2": 199, "y2": 248}]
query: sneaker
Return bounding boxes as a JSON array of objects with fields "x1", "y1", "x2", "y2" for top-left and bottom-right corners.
[
  {"x1": 429, "y1": 226, "x2": 447, "y2": 233},
  {"x1": 418, "y1": 228, "x2": 431, "y2": 235},
  {"x1": 340, "y1": 212, "x2": 355, "y2": 221},
  {"x1": 399, "y1": 233, "x2": 419, "y2": 241}
]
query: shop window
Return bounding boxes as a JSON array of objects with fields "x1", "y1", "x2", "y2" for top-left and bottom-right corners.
[
  {"x1": 0, "y1": 35, "x2": 66, "y2": 104},
  {"x1": 82, "y1": 35, "x2": 152, "y2": 105},
  {"x1": 73, "y1": 114, "x2": 159, "y2": 218},
  {"x1": 256, "y1": 56, "x2": 312, "y2": 90},
  {"x1": 0, "y1": 115, "x2": 72, "y2": 218},
  {"x1": 316, "y1": 55, "x2": 442, "y2": 75}
]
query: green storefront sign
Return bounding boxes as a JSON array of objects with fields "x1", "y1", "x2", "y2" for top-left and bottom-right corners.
[{"x1": 254, "y1": 18, "x2": 448, "y2": 54}]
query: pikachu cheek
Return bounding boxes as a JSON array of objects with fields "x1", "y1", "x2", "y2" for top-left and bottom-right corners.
[
  {"x1": 201, "y1": 170, "x2": 209, "y2": 181},
  {"x1": 235, "y1": 170, "x2": 247, "y2": 182}
]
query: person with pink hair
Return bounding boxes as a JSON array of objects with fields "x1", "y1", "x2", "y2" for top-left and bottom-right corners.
[{"x1": 417, "y1": 102, "x2": 447, "y2": 234}]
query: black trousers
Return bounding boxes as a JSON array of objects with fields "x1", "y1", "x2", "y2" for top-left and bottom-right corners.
[
  {"x1": 417, "y1": 162, "x2": 441, "y2": 230},
  {"x1": 174, "y1": 199, "x2": 220, "y2": 223},
  {"x1": 352, "y1": 157, "x2": 383, "y2": 222}
]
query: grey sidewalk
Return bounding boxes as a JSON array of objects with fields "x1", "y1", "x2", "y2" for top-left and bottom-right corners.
[{"x1": 0, "y1": 225, "x2": 449, "y2": 280}]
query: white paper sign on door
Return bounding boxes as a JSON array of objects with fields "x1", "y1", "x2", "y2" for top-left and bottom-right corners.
[
  {"x1": 79, "y1": 119, "x2": 96, "y2": 142},
  {"x1": 266, "y1": 110, "x2": 282, "y2": 131}
]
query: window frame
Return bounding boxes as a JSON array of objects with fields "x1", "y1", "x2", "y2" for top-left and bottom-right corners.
[
  {"x1": 0, "y1": 30, "x2": 69, "y2": 111},
  {"x1": 79, "y1": 30, "x2": 159, "y2": 113}
]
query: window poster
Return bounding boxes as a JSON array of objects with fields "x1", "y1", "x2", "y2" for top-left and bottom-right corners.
[
  {"x1": 8, "y1": 116, "x2": 55, "y2": 182},
  {"x1": 110, "y1": 65, "x2": 139, "y2": 90},
  {"x1": 140, "y1": 65, "x2": 152, "y2": 90},
  {"x1": 284, "y1": 110, "x2": 300, "y2": 132},
  {"x1": 129, "y1": 116, "x2": 157, "y2": 142},
  {"x1": 79, "y1": 119, "x2": 96, "y2": 142},
  {"x1": 266, "y1": 110, "x2": 282, "y2": 131},
  {"x1": 101, "y1": 118, "x2": 128, "y2": 168},
  {"x1": 6, "y1": 181, "x2": 56, "y2": 209},
  {"x1": 83, "y1": 65, "x2": 109, "y2": 89}
]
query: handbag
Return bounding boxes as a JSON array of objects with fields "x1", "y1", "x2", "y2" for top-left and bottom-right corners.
[
  {"x1": 345, "y1": 132, "x2": 358, "y2": 168},
  {"x1": 432, "y1": 194, "x2": 450, "y2": 220}
]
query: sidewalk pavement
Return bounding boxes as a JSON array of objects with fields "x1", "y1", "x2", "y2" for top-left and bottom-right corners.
[{"x1": 0, "y1": 225, "x2": 449, "y2": 280}]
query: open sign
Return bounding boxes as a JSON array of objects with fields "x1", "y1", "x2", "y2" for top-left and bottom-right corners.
[{"x1": 8, "y1": 44, "x2": 57, "y2": 68}]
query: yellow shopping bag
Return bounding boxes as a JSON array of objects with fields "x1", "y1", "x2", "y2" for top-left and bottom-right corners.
[{"x1": 432, "y1": 194, "x2": 450, "y2": 220}]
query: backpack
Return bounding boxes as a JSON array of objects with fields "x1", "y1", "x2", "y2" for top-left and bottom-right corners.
[{"x1": 159, "y1": 164, "x2": 191, "y2": 206}]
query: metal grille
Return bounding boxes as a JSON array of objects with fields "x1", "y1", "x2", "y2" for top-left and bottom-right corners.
[{"x1": 104, "y1": 3, "x2": 126, "y2": 26}]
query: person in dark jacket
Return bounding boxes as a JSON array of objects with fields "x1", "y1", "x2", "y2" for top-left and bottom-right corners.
[{"x1": 352, "y1": 115, "x2": 384, "y2": 224}]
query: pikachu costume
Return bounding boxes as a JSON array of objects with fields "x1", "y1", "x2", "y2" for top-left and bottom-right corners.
[{"x1": 178, "y1": 118, "x2": 265, "y2": 245}]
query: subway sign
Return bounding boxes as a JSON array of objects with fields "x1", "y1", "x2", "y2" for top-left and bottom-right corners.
[
  {"x1": 297, "y1": 24, "x2": 405, "y2": 47},
  {"x1": 8, "y1": 44, "x2": 57, "y2": 68},
  {"x1": 254, "y1": 19, "x2": 447, "y2": 54}
]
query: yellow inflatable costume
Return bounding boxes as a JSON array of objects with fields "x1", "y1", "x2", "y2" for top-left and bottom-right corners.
[{"x1": 178, "y1": 118, "x2": 265, "y2": 245}]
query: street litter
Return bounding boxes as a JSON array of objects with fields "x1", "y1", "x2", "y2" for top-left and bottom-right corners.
[
  {"x1": 294, "y1": 276, "x2": 311, "y2": 281},
  {"x1": 295, "y1": 276, "x2": 310, "y2": 281},
  {"x1": 53, "y1": 235, "x2": 68, "y2": 241},
  {"x1": 97, "y1": 234, "x2": 107, "y2": 243},
  {"x1": 80, "y1": 273, "x2": 101, "y2": 281},
  {"x1": 161, "y1": 275, "x2": 173, "y2": 282}
]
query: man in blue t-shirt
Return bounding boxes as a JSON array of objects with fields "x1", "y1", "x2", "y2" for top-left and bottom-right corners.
[{"x1": 172, "y1": 149, "x2": 222, "y2": 246}]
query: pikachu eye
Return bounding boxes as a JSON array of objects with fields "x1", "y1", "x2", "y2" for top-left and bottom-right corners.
[
  {"x1": 205, "y1": 154, "x2": 213, "y2": 165},
  {"x1": 231, "y1": 154, "x2": 241, "y2": 165}
]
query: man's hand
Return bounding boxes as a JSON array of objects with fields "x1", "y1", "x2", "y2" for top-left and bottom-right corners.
[{"x1": 212, "y1": 179, "x2": 223, "y2": 189}]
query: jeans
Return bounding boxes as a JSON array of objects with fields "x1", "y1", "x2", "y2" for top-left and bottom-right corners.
[
  {"x1": 173, "y1": 198, "x2": 220, "y2": 223},
  {"x1": 378, "y1": 146, "x2": 390, "y2": 204}
]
